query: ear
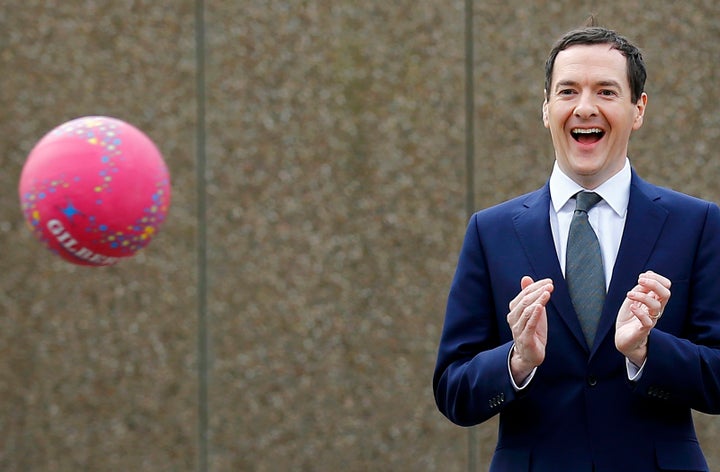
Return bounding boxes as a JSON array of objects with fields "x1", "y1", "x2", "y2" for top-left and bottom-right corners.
[
  {"x1": 542, "y1": 95, "x2": 549, "y2": 128},
  {"x1": 632, "y1": 92, "x2": 648, "y2": 130}
]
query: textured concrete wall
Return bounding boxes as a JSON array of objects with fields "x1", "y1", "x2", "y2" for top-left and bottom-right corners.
[{"x1": 1, "y1": 1, "x2": 719, "y2": 471}]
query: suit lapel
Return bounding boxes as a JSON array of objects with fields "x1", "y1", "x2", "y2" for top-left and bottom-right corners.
[
  {"x1": 513, "y1": 185, "x2": 588, "y2": 349},
  {"x1": 591, "y1": 173, "x2": 669, "y2": 356}
]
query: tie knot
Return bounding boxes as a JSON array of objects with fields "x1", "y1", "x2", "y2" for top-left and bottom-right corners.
[{"x1": 575, "y1": 191, "x2": 602, "y2": 213}]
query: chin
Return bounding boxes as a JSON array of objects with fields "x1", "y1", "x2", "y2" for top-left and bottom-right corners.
[
  {"x1": 569, "y1": 166, "x2": 603, "y2": 185},
  {"x1": 570, "y1": 163, "x2": 601, "y2": 176}
]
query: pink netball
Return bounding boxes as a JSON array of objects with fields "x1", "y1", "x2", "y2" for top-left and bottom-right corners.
[{"x1": 19, "y1": 116, "x2": 171, "y2": 266}]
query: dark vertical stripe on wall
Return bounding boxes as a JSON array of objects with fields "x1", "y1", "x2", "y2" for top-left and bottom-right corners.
[
  {"x1": 464, "y1": 0, "x2": 478, "y2": 471},
  {"x1": 195, "y1": 0, "x2": 209, "y2": 471},
  {"x1": 465, "y1": 0, "x2": 475, "y2": 221}
]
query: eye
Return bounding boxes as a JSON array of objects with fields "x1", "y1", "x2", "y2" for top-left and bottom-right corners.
[
  {"x1": 599, "y1": 89, "x2": 618, "y2": 97},
  {"x1": 558, "y1": 89, "x2": 576, "y2": 96}
]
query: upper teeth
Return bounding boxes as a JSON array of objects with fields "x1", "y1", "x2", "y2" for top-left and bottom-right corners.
[{"x1": 573, "y1": 128, "x2": 603, "y2": 134}]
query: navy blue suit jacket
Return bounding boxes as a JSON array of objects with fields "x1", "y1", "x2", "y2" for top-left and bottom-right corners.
[{"x1": 433, "y1": 171, "x2": 720, "y2": 471}]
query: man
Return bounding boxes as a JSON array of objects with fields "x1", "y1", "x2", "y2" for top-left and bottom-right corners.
[{"x1": 433, "y1": 25, "x2": 720, "y2": 471}]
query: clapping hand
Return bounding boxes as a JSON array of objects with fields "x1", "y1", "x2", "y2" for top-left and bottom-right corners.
[
  {"x1": 508, "y1": 276, "x2": 554, "y2": 384},
  {"x1": 615, "y1": 270, "x2": 671, "y2": 366}
]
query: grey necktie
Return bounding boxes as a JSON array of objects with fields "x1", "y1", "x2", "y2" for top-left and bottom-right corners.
[{"x1": 566, "y1": 191, "x2": 605, "y2": 347}]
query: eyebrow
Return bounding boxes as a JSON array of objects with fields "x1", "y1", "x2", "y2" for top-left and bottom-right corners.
[{"x1": 554, "y1": 79, "x2": 623, "y2": 91}]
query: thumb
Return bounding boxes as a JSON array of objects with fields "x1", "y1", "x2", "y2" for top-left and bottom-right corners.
[{"x1": 521, "y1": 276, "x2": 535, "y2": 290}]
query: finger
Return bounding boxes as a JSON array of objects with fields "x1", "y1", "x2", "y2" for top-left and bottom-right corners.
[
  {"x1": 626, "y1": 290, "x2": 662, "y2": 313},
  {"x1": 509, "y1": 298, "x2": 535, "y2": 331},
  {"x1": 512, "y1": 303, "x2": 546, "y2": 347},
  {"x1": 627, "y1": 289, "x2": 665, "y2": 328},
  {"x1": 515, "y1": 312, "x2": 535, "y2": 346},
  {"x1": 641, "y1": 270, "x2": 672, "y2": 289},
  {"x1": 629, "y1": 302, "x2": 655, "y2": 328},
  {"x1": 508, "y1": 305, "x2": 529, "y2": 335},
  {"x1": 510, "y1": 292, "x2": 548, "y2": 334},
  {"x1": 520, "y1": 275, "x2": 535, "y2": 290},
  {"x1": 510, "y1": 276, "x2": 536, "y2": 311},
  {"x1": 638, "y1": 276, "x2": 671, "y2": 302},
  {"x1": 524, "y1": 303, "x2": 544, "y2": 331},
  {"x1": 508, "y1": 286, "x2": 552, "y2": 327},
  {"x1": 509, "y1": 278, "x2": 553, "y2": 311}
]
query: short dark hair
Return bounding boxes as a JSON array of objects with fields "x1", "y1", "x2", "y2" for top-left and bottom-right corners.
[{"x1": 544, "y1": 26, "x2": 647, "y2": 103}]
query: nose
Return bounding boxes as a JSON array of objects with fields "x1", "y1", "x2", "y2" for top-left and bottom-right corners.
[{"x1": 574, "y1": 92, "x2": 598, "y2": 118}]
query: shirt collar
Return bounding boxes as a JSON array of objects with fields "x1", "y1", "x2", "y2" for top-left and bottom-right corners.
[{"x1": 549, "y1": 158, "x2": 631, "y2": 217}]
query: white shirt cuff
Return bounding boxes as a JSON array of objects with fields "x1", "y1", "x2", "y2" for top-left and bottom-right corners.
[
  {"x1": 626, "y1": 357, "x2": 646, "y2": 381},
  {"x1": 508, "y1": 344, "x2": 537, "y2": 390}
]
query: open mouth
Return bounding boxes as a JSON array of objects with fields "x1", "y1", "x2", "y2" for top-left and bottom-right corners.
[{"x1": 571, "y1": 128, "x2": 605, "y2": 144}]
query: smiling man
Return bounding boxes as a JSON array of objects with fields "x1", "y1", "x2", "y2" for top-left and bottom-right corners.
[
  {"x1": 433, "y1": 25, "x2": 720, "y2": 471},
  {"x1": 543, "y1": 42, "x2": 646, "y2": 191}
]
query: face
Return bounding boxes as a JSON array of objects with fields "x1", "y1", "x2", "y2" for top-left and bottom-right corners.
[{"x1": 542, "y1": 44, "x2": 647, "y2": 189}]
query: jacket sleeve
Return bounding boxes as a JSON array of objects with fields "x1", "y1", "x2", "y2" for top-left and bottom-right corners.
[
  {"x1": 432, "y1": 213, "x2": 519, "y2": 426},
  {"x1": 632, "y1": 202, "x2": 720, "y2": 414}
]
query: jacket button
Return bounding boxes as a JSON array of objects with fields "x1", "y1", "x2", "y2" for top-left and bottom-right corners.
[{"x1": 587, "y1": 376, "x2": 597, "y2": 387}]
